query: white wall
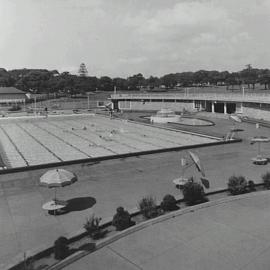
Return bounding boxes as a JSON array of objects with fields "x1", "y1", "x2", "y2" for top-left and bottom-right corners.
[
  {"x1": 119, "y1": 101, "x2": 195, "y2": 112},
  {"x1": 242, "y1": 107, "x2": 270, "y2": 121}
]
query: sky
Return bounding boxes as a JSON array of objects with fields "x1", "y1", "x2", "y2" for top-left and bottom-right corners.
[{"x1": 0, "y1": 0, "x2": 269, "y2": 77}]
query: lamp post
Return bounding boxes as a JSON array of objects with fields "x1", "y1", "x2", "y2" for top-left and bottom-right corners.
[{"x1": 34, "y1": 95, "x2": 37, "y2": 116}]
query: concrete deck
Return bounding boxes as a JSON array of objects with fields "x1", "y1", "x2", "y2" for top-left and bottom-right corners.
[
  {"x1": 1, "y1": 116, "x2": 270, "y2": 268},
  {"x1": 63, "y1": 191, "x2": 270, "y2": 270}
]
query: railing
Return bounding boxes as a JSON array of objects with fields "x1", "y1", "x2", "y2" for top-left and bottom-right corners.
[{"x1": 111, "y1": 93, "x2": 270, "y2": 103}]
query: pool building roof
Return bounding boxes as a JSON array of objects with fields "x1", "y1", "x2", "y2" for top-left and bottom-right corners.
[{"x1": 0, "y1": 87, "x2": 26, "y2": 95}]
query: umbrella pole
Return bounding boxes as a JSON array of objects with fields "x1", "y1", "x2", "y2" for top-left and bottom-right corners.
[
  {"x1": 54, "y1": 188, "x2": 57, "y2": 216},
  {"x1": 258, "y1": 142, "x2": 261, "y2": 157},
  {"x1": 54, "y1": 188, "x2": 57, "y2": 203}
]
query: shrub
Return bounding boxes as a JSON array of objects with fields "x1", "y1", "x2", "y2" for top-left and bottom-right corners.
[
  {"x1": 112, "y1": 207, "x2": 135, "y2": 231},
  {"x1": 9, "y1": 104, "x2": 21, "y2": 111},
  {"x1": 138, "y1": 196, "x2": 159, "y2": 219},
  {"x1": 182, "y1": 177, "x2": 207, "y2": 205},
  {"x1": 160, "y1": 194, "x2": 179, "y2": 211},
  {"x1": 262, "y1": 172, "x2": 270, "y2": 189},
  {"x1": 227, "y1": 175, "x2": 248, "y2": 195},
  {"x1": 84, "y1": 214, "x2": 102, "y2": 239},
  {"x1": 248, "y1": 180, "x2": 256, "y2": 192},
  {"x1": 54, "y1": 236, "x2": 69, "y2": 260}
]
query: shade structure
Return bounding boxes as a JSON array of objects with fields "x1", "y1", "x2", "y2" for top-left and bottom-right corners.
[{"x1": 40, "y1": 169, "x2": 77, "y2": 188}]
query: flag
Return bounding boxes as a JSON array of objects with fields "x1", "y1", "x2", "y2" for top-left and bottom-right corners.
[
  {"x1": 188, "y1": 151, "x2": 205, "y2": 177},
  {"x1": 201, "y1": 177, "x2": 210, "y2": 189}
]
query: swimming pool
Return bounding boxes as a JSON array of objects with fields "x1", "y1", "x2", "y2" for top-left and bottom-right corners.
[{"x1": 0, "y1": 114, "x2": 219, "y2": 168}]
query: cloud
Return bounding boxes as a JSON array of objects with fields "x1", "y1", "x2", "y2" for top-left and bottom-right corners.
[
  {"x1": 118, "y1": 57, "x2": 147, "y2": 64},
  {"x1": 0, "y1": 0, "x2": 269, "y2": 76},
  {"x1": 117, "y1": 0, "x2": 270, "y2": 74}
]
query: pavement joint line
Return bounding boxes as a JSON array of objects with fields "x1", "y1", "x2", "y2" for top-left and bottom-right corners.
[
  {"x1": 31, "y1": 122, "x2": 92, "y2": 159},
  {"x1": 45, "y1": 120, "x2": 102, "y2": 155},
  {"x1": 20, "y1": 189, "x2": 270, "y2": 270},
  {"x1": 17, "y1": 122, "x2": 63, "y2": 162},
  {"x1": 0, "y1": 126, "x2": 29, "y2": 166},
  {"x1": 107, "y1": 246, "x2": 144, "y2": 270},
  {"x1": 68, "y1": 118, "x2": 130, "y2": 154}
]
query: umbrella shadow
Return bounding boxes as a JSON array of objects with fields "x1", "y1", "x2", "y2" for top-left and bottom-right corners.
[{"x1": 65, "y1": 197, "x2": 96, "y2": 212}]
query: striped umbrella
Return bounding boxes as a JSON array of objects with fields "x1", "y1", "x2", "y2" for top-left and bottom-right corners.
[{"x1": 40, "y1": 169, "x2": 77, "y2": 202}]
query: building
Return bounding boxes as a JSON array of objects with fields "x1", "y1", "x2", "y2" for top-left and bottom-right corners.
[
  {"x1": 0, "y1": 87, "x2": 27, "y2": 106},
  {"x1": 110, "y1": 92, "x2": 270, "y2": 121}
]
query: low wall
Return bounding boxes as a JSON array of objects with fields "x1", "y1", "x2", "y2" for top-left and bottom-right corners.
[{"x1": 242, "y1": 107, "x2": 270, "y2": 121}]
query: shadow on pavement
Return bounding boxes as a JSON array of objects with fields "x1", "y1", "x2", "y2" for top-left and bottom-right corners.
[{"x1": 66, "y1": 196, "x2": 96, "y2": 212}]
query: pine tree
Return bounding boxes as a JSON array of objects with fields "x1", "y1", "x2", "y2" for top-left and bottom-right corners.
[{"x1": 78, "y1": 63, "x2": 88, "y2": 77}]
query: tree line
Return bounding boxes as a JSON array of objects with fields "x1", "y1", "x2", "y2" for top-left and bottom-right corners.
[{"x1": 0, "y1": 65, "x2": 270, "y2": 94}]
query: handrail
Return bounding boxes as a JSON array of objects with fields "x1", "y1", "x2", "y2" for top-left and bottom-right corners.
[{"x1": 111, "y1": 93, "x2": 270, "y2": 103}]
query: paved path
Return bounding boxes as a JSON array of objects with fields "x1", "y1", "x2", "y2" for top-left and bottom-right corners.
[
  {"x1": 64, "y1": 191, "x2": 270, "y2": 270},
  {"x1": 1, "y1": 116, "x2": 270, "y2": 267}
]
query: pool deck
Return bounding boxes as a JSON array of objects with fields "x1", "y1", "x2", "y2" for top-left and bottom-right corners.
[{"x1": 1, "y1": 115, "x2": 270, "y2": 268}]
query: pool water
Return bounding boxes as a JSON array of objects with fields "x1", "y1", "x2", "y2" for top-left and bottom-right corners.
[{"x1": 144, "y1": 116, "x2": 214, "y2": 126}]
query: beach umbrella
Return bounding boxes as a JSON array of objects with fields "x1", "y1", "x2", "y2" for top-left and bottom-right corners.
[
  {"x1": 251, "y1": 136, "x2": 270, "y2": 157},
  {"x1": 188, "y1": 151, "x2": 205, "y2": 177},
  {"x1": 40, "y1": 169, "x2": 77, "y2": 202},
  {"x1": 188, "y1": 151, "x2": 210, "y2": 188}
]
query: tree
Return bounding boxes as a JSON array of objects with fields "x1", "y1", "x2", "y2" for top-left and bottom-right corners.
[
  {"x1": 78, "y1": 63, "x2": 88, "y2": 77},
  {"x1": 258, "y1": 69, "x2": 270, "y2": 90},
  {"x1": 225, "y1": 72, "x2": 241, "y2": 90},
  {"x1": 240, "y1": 64, "x2": 258, "y2": 89},
  {"x1": 127, "y1": 73, "x2": 145, "y2": 90},
  {"x1": 99, "y1": 76, "x2": 113, "y2": 91},
  {"x1": 160, "y1": 74, "x2": 177, "y2": 88},
  {"x1": 113, "y1": 77, "x2": 128, "y2": 90},
  {"x1": 146, "y1": 76, "x2": 161, "y2": 89}
]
